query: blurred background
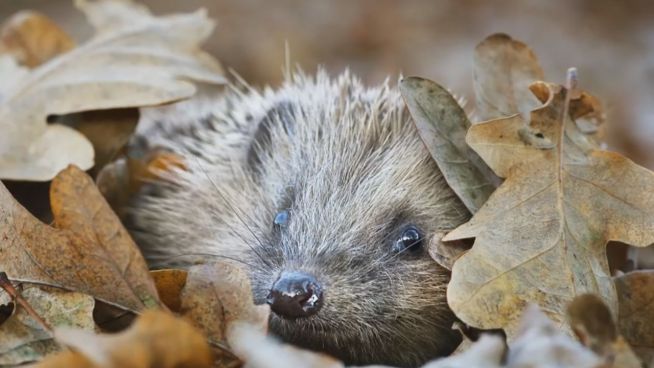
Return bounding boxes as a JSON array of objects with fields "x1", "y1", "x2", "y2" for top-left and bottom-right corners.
[{"x1": 2, "y1": 0, "x2": 654, "y2": 167}]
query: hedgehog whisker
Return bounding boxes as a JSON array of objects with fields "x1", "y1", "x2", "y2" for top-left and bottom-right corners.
[
  {"x1": 193, "y1": 157, "x2": 274, "y2": 269},
  {"x1": 158, "y1": 252, "x2": 258, "y2": 269},
  {"x1": 204, "y1": 207, "x2": 270, "y2": 274}
]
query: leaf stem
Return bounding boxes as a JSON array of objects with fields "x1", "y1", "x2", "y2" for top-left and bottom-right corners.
[{"x1": 563, "y1": 68, "x2": 578, "y2": 120}]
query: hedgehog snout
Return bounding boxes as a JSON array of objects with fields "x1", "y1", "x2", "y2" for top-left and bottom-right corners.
[{"x1": 266, "y1": 271, "x2": 324, "y2": 319}]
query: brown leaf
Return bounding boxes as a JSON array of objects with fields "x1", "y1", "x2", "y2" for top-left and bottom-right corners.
[
  {"x1": 95, "y1": 158, "x2": 131, "y2": 217},
  {"x1": 530, "y1": 78, "x2": 605, "y2": 152},
  {"x1": 150, "y1": 269, "x2": 187, "y2": 313},
  {"x1": 0, "y1": 11, "x2": 75, "y2": 67},
  {"x1": 568, "y1": 294, "x2": 641, "y2": 368},
  {"x1": 96, "y1": 151, "x2": 186, "y2": 218},
  {"x1": 444, "y1": 82, "x2": 654, "y2": 335},
  {"x1": 61, "y1": 108, "x2": 140, "y2": 174},
  {"x1": 0, "y1": 285, "x2": 94, "y2": 366},
  {"x1": 615, "y1": 270, "x2": 654, "y2": 365},
  {"x1": 32, "y1": 309, "x2": 213, "y2": 368},
  {"x1": 0, "y1": 165, "x2": 160, "y2": 312},
  {"x1": 473, "y1": 33, "x2": 544, "y2": 121}
]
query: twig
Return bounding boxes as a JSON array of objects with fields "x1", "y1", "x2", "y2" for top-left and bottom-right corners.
[{"x1": 0, "y1": 272, "x2": 53, "y2": 332}]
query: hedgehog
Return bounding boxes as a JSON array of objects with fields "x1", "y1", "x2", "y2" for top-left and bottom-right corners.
[{"x1": 126, "y1": 70, "x2": 470, "y2": 367}]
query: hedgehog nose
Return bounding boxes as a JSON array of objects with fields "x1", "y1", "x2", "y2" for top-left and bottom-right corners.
[{"x1": 266, "y1": 271, "x2": 323, "y2": 319}]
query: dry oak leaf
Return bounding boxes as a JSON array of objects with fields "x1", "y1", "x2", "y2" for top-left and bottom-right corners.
[
  {"x1": 615, "y1": 270, "x2": 654, "y2": 365},
  {"x1": 30, "y1": 309, "x2": 212, "y2": 368},
  {"x1": 0, "y1": 285, "x2": 94, "y2": 366},
  {"x1": 444, "y1": 81, "x2": 654, "y2": 336},
  {"x1": 0, "y1": 165, "x2": 160, "y2": 312},
  {"x1": 473, "y1": 33, "x2": 544, "y2": 122},
  {"x1": 0, "y1": 10, "x2": 75, "y2": 67},
  {"x1": 474, "y1": 33, "x2": 605, "y2": 146},
  {"x1": 0, "y1": 0, "x2": 225, "y2": 181}
]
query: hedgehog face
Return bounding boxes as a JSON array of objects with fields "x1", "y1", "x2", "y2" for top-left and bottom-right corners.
[{"x1": 241, "y1": 75, "x2": 468, "y2": 366}]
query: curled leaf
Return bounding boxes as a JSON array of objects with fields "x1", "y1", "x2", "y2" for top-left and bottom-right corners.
[{"x1": 400, "y1": 77, "x2": 498, "y2": 213}]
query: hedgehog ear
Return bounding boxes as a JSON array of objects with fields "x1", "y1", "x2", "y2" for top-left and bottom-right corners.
[{"x1": 246, "y1": 101, "x2": 296, "y2": 174}]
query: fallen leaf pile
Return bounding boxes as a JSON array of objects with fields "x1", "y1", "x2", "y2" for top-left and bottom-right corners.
[
  {"x1": 1, "y1": 1, "x2": 654, "y2": 366},
  {"x1": 0, "y1": 0, "x2": 225, "y2": 181}
]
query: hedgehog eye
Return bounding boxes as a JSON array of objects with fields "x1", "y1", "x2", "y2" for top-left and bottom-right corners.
[
  {"x1": 273, "y1": 210, "x2": 290, "y2": 227},
  {"x1": 392, "y1": 226, "x2": 423, "y2": 254}
]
